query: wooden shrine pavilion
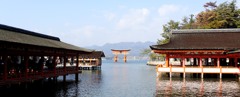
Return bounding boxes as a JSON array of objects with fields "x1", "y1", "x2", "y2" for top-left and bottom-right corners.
[
  {"x1": 150, "y1": 29, "x2": 240, "y2": 78},
  {"x1": 79, "y1": 51, "x2": 105, "y2": 70},
  {"x1": 0, "y1": 24, "x2": 94, "y2": 86}
]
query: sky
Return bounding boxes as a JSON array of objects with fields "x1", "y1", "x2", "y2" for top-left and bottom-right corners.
[{"x1": 0, "y1": 0, "x2": 236, "y2": 47}]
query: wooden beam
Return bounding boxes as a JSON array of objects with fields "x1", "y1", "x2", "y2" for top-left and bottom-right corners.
[{"x1": 153, "y1": 49, "x2": 225, "y2": 54}]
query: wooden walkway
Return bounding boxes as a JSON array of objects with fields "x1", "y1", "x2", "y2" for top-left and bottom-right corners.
[
  {"x1": 0, "y1": 67, "x2": 81, "y2": 86},
  {"x1": 79, "y1": 65, "x2": 101, "y2": 70},
  {"x1": 156, "y1": 66, "x2": 240, "y2": 78}
]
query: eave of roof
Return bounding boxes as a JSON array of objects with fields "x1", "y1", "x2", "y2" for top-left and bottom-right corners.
[
  {"x1": 0, "y1": 24, "x2": 93, "y2": 52},
  {"x1": 0, "y1": 24, "x2": 60, "y2": 41},
  {"x1": 111, "y1": 49, "x2": 131, "y2": 51},
  {"x1": 172, "y1": 28, "x2": 240, "y2": 33},
  {"x1": 80, "y1": 51, "x2": 105, "y2": 58},
  {"x1": 150, "y1": 29, "x2": 240, "y2": 51}
]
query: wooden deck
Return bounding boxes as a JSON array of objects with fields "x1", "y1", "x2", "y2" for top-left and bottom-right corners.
[
  {"x1": 0, "y1": 67, "x2": 81, "y2": 86},
  {"x1": 156, "y1": 66, "x2": 240, "y2": 78},
  {"x1": 79, "y1": 65, "x2": 101, "y2": 70}
]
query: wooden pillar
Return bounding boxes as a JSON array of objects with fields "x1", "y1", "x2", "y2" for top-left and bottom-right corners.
[
  {"x1": 124, "y1": 54, "x2": 127, "y2": 63},
  {"x1": 3, "y1": 55, "x2": 8, "y2": 80},
  {"x1": 90, "y1": 58, "x2": 92, "y2": 65},
  {"x1": 166, "y1": 54, "x2": 171, "y2": 78},
  {"x1": 64, "y1": 56, "x2": 67, "y2": 74},
  {"x1": 40, "y1": 56, "x2": 44, "y2": 77},
  {"x1": 169, "y1": 65, "x2": 172, "y2": 78},
  {"x1": 182, "y1": 58, "x2": 186, "y2": 67},
  {"x1": 75, "y1": 55, "x2": 79, "y2": 81},
  {"x1": 182, "y1": 58, "x2": 186, "y2": 78},
  {"x1": 24, "y1": 55, "x2": 29, "y2": 78},
  {"x1": 83, "y1": 57, "x2": 85, "y2": 65},
  {"x1": 201, "y1": 66, "x2": 204, "y2": 79},
  {"x1": 96, "y1": 58, "x2": 99, "y2": 66},
  {"x1": 199, "y1": 58, "x2": 203, "y2": 67},
  {"x1": 220, "y1": 66, "x2": 222, "y2": 79},
  {"x1": 217, "y1": 58, "x2": 220, "y2": 67},
  {"x1": 53, "y1": 55, "x2": 57, "y2": 76},
  {"x1": 76, "y1": 55, "x2": 79, "y2": 72},
  {"x1": 114, "y1": 55, "x2": 118, "y2": 62},
  {"x1": 166, "y1": 54, "x2": 169, "y2": 67},
  {"x1": 199, "y1": 58, "x2": 203, "y2": 78},
  {"x1": 193, "y1": 58, "x2": 197, "y2": 66},
  {"x1": 234, "y1": 58, "x2": 238, "y2": 67},
  {"x1": 180, "y1": 58, "x2": 183, "y2": 67},
  {"x1": 99, "y1": 58, "x2": 102, "y2": 66},
  {"x1": 197, "y1": 58, "x2": 199, "y2": 66}
]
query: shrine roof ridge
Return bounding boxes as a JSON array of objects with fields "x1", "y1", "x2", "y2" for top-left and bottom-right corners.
[
  {"x1": 0, "y1": 24, "x2": 93, "y2": 52},
  {"x1": 0, "y1": 24, "x2": 60, "y2": 41},
  {"x1": 172, "y1": 28, "x2": 240, "y2": 33}
]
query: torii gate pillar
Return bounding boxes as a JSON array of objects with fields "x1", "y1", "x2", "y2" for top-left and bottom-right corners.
[{"x1": 111, "y1": 49, "x2": 130, "y2": 63}]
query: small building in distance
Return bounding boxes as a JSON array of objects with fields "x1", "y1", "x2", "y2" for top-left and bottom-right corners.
[{"x1": 79, "y1": 51, "x2": 105, "y2": 70}]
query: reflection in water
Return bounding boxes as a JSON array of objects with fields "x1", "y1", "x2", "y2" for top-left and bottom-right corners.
[
  {"x1": 0, "y1": 78, "x2": 79, "y2": 97},
  {"x1": 1, "y1": 61, "x2": 240, "y2": 97},
  {"x1": 156, "y1": 77, "x2": 240, "y2": 97},
  {"x1": 0, "y1": 70, "x2": 102, "y2": 97},
  {"x1": 56, "y1": 70, "x2": 102, "y2": 97}
]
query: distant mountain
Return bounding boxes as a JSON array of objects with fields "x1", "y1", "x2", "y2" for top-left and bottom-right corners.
[{"x1": 85, "y1": 41, "x2": 156, "y2": 58}]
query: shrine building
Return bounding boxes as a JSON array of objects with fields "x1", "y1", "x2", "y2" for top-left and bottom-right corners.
[
  {"x1": 0, "y1": 24, "x2": 101, "y2": 86},
  {"x1": 150, "y1": 29, "x2": 240, "y2": 79}
]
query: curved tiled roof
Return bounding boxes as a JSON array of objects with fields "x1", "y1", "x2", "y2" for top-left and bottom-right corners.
[
  {"x1": 80, "y1": 51, "x2": 105, "y2": 58},
  {"x1": 150, "y1": 29, "x2": 240, "y2": 50},
  {"x1": 0, "y1": 24, "x2": 92, "y2": 52},
  {"x1": 0, "y1": 24, "x2": 60, "y2": 41},
  {"x1": 172, "y1": 28, "x2": 240, "y2": 33}
]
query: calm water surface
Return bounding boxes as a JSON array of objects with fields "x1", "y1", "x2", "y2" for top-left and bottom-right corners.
[{"x1": 1, "y1": 60, "x2": 240, "y2": 97}]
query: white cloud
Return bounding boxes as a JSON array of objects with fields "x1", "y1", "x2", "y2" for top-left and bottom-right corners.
[
  {"x1": 118, "y1": 5, "x2": 127, "y2": 9},
  {"x1": 82, "y1": 26, "x2": 94, "y2": 37},
  {"x1": 158, "y1": 4, "x2": 180, "y2": 17},
  {"x1": 60, "y1": 5, "x2": 190, "y2": 47},
  {"x1": 57, "y1": 25, "x2": 100, "y2": 46},
  {"x1": 104, "y1": 13, "x2": 116, "y2": 21},
  {"x1": 116, "y1": 8, "x2": 150, "y2": 29}
]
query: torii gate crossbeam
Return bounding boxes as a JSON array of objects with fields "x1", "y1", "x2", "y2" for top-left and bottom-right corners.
[{"x1": 111, "y1": 49, "x2": 130, "y2": 63}]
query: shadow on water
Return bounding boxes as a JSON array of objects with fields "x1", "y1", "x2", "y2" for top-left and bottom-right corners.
[
  {"x1": 0, "y1": 69, "x2": 103, "y2": 97},
  {"x1": 0, "y1": 79, "x2": 78, "y2": 97},
  {"x1": 155, "y1": 76, "x2": 240, "y2": 97},
  {"x1": 0, "y1": 70, "x2": 102, "y2": 97}
]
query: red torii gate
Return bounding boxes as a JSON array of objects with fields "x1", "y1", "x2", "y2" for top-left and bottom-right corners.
[{"x1": 111, "y1": 49, "x2": 130, "y2": 63}]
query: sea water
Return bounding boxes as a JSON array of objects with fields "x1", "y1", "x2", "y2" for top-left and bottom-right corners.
[{"x1": 1, "y1": 60, "x2": 240, "y2": 97}]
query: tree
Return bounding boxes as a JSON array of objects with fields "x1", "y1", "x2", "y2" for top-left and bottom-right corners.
[
  {"x1": 195, "y1": 10, "x2": 219, "y2": 28},
  {"x1": 203, "y1": 1, "x2": 217, "y2": 11},
  {"x1": 195, "y1": 0, "x2": 240, "y2": 28},
  {"x1": 157, "y1": 20, "x2": 180, "y2": 45},
  {"x1": 140, "y1": 49, "x2": 162, "y2": 61},
  {"x1": 144, "y1": 0, "x2": 240, "y2": 61},
  {"x1": 215, "y1": 0, "x2": 240, "y2": 28},
  {"x1": 181, "y1": 14, "x2": 196, "y2": 29}
]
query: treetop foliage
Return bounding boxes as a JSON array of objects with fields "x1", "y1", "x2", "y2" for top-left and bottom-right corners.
[{"x1": 158, "y1": 0, "x2": 240, "y2": 45}]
